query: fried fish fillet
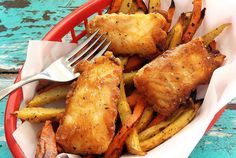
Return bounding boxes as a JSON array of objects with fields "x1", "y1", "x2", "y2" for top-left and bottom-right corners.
[
  {"x1": 56, "y1": 52, "x2": 122, "y2": 155},
  {"x1": 134, "y1": 39, "x2": 225, "y2": 116},
  {"x1": 87, "y1": 13, "x2": 167, "y2": 57}
]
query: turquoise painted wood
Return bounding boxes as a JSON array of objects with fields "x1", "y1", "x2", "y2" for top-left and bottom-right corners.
[{"x1": 0, "y1": 0, "x2": 235, "y2": 158}]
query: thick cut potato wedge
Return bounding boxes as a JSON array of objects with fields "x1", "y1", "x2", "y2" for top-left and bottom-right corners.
[
  {"x1": 138, "y1": 106, "x2": 185, "y2": 141},
  {"x1": 149, "y1": 0, "x2": 160, "y2": 13},
  {"x1": 136, "y1": 106, "x2": 154, "y2": 133},
  {"x1": 202, "y1": 23, "x2": 231, "y2": 46},
  {"x1": 118, "y1": 78, "x2": 144, "y2": 155},
  {"x1": 119, "y1": 0, "x2": 133, "y2": 14},
  {"x1": 13, "y1": 107, "x2": 65, "y2": 123},
  {"x1": 140, "y1": 103, "x2": 200, "y2": 151},
  {"x1": 27, "y1": 84, "x2": 70, "y2": 107}
]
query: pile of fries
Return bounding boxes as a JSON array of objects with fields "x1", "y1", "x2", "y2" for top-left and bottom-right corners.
[{"x1": 13, "y1": 0, "x2": 230, "y2": 158}]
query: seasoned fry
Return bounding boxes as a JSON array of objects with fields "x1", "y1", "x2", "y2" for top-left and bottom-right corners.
[
  {"x1": 182, "y1": 0, "x2": 202, "y2": 43},
  {"x1": 118, "y1": 79, "x2": 132, "y2": 122},
  {"x1": 127, "y1": 91, "x2": 140, "y2": 108},
  {"x1": 123, "y1": 71, "x2": 137, "y2": 85},
  {"x1": 27, "y1": 84, "x2": 70, "y2": 107},
  {"x1": 140, "y1": 103, "x2": 200, "y2": 151},
  {"x1": 109, "y1": 0, "x2": 123, "y2": 13},
  {"x1": 202, "y1": 23, "x2": 231, "y2": 46},
  {"x1": 119, "y1": 0, "x2": 132, "y2": 14},
  {"x1": 165, "y1": 13, "x2": 185, "y2": 49},
  {"x1": 168, "y1": 13, "x2": 185, "y2": 49},
  {"x1": 35, "y1": 120, "x2": 57, "y2": 158},
  {"x1": 126, "y1": 130, "x2": 146, "y2": 156},
  {"x1": 13, "y1": 107, "x2": 65, "y2": 123},
  {"x1": 136, "y1": 106, "x2": 154, "y2": 133},
  {"x1": 183, "y1": 12, "x2": 192, "y2": 33},
  {"x1": 163, "y1": 0, "x2": 175, "y2": 31},
  {"x1": 130, "y1": 1, "x2": 138, "y2": 14},
  {"x1": 147, "y1": 114, "x2": 166, "y2": 128},
  {"x1": 149, "y1": 0, "x2": 161, "y2": 13},
  {"x1": 118, "y1": 79, "x2": 144, "y2": 155},
  {"x1": 138, "y1": 106, "x2": 185, "y2": 141},
  {"x1": 136, "y1": 0, "x2": 148, "y2": 13},
  {"x1": 104, "y1": 99, "x2": 145, "y2": 158}
]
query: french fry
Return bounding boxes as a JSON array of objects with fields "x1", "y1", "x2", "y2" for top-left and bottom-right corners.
[
  {"x1": 182, "y1": 0, "x2": 202, "y2": 43},
  {"x1": 125, "y1": 129, "x2": 146, "y2": 156},
  {"x1": 123, "y1": 71, "x2": 137, "y2": 85},
  {"x1": 183, "y1": 12, "x2": 192, "y2": 33},
  {"x1": 130, "y1": 1, "x2": 138, "y2": 14},
  {"x1": 147, "y1": 114, "x2": 166, "y2": 128},
  {"x1": 149, "y1": 0, "x2": 161, "y2": 13},
  {"x1": 124, "y1": 56, "x2": 144, "y2": 72},
  {"x1": 109, "y1": 0, "x2": 123, "y2": 13},
  {"x1": 140, "y1": 103, "x2": 200, "y2": 151},
  {"x1": 118, "y1": 79, "x2": 132, "y2": 122},
  {"x1": 127, "y1": 91, "x2": 140, "y2": 108},
  {"x1": 117, "y1": 78, "x2": 145, "y2": 155},
  {"x1": 35, "y1": 120, "x2": 57, "y2": 158},
  {"x1": 136, "y1": 106, "x2": 154, "y2": 133},
  {"x1": 27, "y1": 84, "x2": 70, "y2": 107},
  {"x1": 138, "y1": 106, "x2": 185, "y2": 141},
  {"x1": 13, "y1": 107, "x2": 65, "y2": 123},
  {"x1": 104, "y1": 98, "x2": 145, "y2": 158},
  {"x1": 168, "y1": 13, "x2": 185, "y2": 49},
  {"x1": 165, "y1": 13, "x2": 185, "y2": 49},
  {"x1": 119, "y1": 0, "x2": 133, "y2": 14},
  {"x1": 202, "y1": 23, "x2": 231, "y2": 46},
  {"x1": 163, "y1": 0, "x2": 175, "y2": 32},
  {"x1": 136, "y1": 0, "x2": 148, "y2": 13}
]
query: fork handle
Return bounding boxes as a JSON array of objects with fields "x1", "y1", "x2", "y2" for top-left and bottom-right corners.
[{"x1": 0, "y1": 73, "x2": 47, "y2": 101}]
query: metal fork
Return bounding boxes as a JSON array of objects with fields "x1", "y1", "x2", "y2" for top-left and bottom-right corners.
[{"x1": 0, "y1": 30, "x2": 111, "y2": 100}]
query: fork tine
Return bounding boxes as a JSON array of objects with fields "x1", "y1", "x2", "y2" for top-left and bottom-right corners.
[
  {"x1": 64, "y1": 29, "x2": 99, "y2": 60},
  {"x1": 82, "y1": 37, "x2": 107, "y2": 61},
  {"x1": 90, "y1": 41, "x2": 111, "y2": 62},
  {"x1": 69, "y1": 34, "x2": 103, "y2": 65},
  {"x1": 72, "y1": 41, "x2": 111, "y2": 70}
]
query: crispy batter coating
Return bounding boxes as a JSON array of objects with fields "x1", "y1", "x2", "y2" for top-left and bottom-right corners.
[
  {"x1": 87, "y1": 13, "x2": 167, "y2": 57},
  {"x1": 134, "y1": 39, "x2": 225, "y2": 116},
  {"x1": 56, "y1": 52, "x2": 122, "y2": 155}
]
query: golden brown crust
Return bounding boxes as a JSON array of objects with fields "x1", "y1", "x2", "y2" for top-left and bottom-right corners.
[
  {"x1": 87, "y1": 13, "x2": 167, "y2": 57},
  {"x1": 56, "y1": 52, "x2": 122, "y2": 155},
  {"x1": 134, "y1": 39, "x2": 225, "y2": 116}
]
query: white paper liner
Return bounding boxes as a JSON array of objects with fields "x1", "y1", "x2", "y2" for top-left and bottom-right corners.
[{"x1": 12, "y1": 0, "x2": 236, "y2": 158}]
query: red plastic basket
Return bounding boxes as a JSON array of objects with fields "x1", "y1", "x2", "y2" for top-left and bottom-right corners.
[{"x1": 4, "y1": 0, "x2": 226, "y2": 157}]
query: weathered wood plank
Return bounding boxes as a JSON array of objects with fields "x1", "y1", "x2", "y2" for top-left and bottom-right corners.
[
  {"x1": 0, "y1": 75, "x2": 15, "y2": 158},
  {"x1": 190, "y1": 109, "x2": 236, "y2": 158},
  {"x1": 0, "y1": 0, "x2": 85, "y2": 72}
]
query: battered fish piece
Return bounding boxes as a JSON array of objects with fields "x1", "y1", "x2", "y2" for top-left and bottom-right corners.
[
  {"x1": 56, "y1": 52, "x2": 122, "y2": 155},
  {"x1": 87, "y1": 13, "x2": 167, "y2": 57},
  {"x1": 134, "y1": 39, "x2": 225, "y2": 116}
]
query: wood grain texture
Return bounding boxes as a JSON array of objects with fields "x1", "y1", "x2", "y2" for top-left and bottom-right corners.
[
  {"x1": 0, "y1": 0, "x2": 235, "y2": 158},
  {"x1": 0, "y1": 0, "x2": 85, "y2": 72}
]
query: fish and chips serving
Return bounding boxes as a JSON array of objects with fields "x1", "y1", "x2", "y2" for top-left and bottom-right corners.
[{"x1": 12, "y1": 0, "x2": 232, "y2": 157}]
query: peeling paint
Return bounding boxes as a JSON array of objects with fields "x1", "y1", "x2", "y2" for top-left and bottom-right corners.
[
  {"x1": 204, "y1": 141, "x2": 212, "y2": 145},
  {"x1": 0, "y1": 0, "x2": 31, "y2": 9},
  {"x1": 208, "y1": 131, "x2": 233, "y2": 138}
]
